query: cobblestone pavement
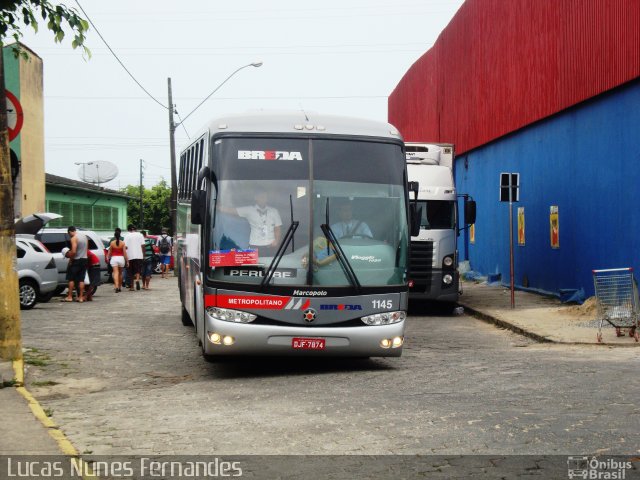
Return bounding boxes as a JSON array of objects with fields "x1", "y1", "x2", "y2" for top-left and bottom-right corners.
[{"x1": 20, "y1": 277, "x2": 640, "y2": 457}]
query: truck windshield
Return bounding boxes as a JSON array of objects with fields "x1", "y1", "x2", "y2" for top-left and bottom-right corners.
[
  {"x1": 418, "y1": 200, "x2": 456, "y2": 230},
  {"x1": 207, "y1": 137, "x2": 408, "y2": 288}
]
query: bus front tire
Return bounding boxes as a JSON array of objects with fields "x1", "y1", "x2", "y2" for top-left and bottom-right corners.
[{"x1": 181, "y1": 304, "x2": 193, "y2": 326}]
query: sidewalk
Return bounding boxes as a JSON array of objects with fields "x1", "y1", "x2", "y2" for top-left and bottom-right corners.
[
  {"x1": 458, "y1": 281, "x2": 640, "y2": 345},
  {"x1": 0, "y1": 360, "x2": 62, "y2": 455}
]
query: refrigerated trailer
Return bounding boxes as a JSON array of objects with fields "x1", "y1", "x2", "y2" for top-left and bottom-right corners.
[{"x1": 406, "y1": 143, "x2": 475, "y2": 310}]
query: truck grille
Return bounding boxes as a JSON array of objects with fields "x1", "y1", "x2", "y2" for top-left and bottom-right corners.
[{"x1": 410, "y1": 241, "x2": 434, "y2": 292}]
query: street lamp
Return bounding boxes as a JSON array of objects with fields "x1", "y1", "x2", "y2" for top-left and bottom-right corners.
[{"x1": 167, "y1": 61, "x2": 262, "y2": 238}]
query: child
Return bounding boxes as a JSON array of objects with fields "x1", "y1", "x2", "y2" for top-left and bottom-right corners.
[
  {"x1": 84, "y1": 250, "x2": 101, "y2": 301},
  {"x1": 312, "y1": 236, "x2": 336, "y2": 266}
]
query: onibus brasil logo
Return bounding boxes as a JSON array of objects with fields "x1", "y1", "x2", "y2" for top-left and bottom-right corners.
[{"x1": 567, "y1": 456, "x2": 632, "y2": 479}]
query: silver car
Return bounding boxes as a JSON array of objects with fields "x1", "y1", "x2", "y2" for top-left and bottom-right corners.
[
  {"x1": 15, "y1": 213, "x2": 109, "y2": 295},
  {"x1": 15, "y1": 237, "x2": 58, "y2": 309}
]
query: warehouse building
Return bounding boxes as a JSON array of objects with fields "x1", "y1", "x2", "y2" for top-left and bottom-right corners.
[{"x1": 389, "y1": 0, "x2": 640, "y2": 298}]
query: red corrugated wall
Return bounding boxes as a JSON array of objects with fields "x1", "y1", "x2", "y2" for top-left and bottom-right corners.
[{"x1": 388, "y1": 0, "x2": 640, "y2": 154}]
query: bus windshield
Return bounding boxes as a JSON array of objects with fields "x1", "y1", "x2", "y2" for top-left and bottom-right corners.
[{"x1": 207, "y1": 137, "x2": 408, "y2": 289}]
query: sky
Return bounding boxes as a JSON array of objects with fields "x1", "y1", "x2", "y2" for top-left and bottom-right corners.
[{"x1": 19, "y1": 0, "x2": 465, "y2": 189}]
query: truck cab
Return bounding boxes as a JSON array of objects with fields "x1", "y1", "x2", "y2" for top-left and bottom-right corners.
[{"x1": 406, "y1": 143, "x2": 461, "y2": 309}]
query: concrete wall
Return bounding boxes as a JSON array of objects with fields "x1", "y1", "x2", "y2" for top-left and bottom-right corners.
[
  {"x1": 455, "y1": 79, "x2": 640, "y2": 297},
  {"x1": 3, "y1": 44, "x2": 45, "y2": 219},
  {"x1": 18, "y1": 47, "x2": 45, "y2": 216}
]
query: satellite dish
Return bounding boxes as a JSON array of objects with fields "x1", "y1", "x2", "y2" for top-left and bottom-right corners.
[{"x1": 77, "y1": 161, "x2": 119, "y2": 184}]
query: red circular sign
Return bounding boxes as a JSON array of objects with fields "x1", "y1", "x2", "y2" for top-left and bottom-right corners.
[{"x1": 6, "y1": 90, "x2": 24, "y2": 142}]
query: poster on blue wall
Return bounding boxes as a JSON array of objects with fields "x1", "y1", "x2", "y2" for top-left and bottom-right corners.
[
  {"x1": 517, "y1": 207, "x2": 525, "y2": 246},
  {"x1": 550, "y1": 206, "x2": 559, "y2": 249}
]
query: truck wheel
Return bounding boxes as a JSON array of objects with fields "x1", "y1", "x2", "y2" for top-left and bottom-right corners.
[
  {"x1": 441, "y1": 302, "x2": 458, "y2": 315},
  {"x1": 19, "y1": 279, "x2": 38, "y2": 310}
]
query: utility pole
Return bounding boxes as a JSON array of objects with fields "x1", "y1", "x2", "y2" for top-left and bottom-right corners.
[
  {"x1": 168, "y1": 78, "x2": 177, "y2": 238},
  {"x1": 0, "y1": 53, "x2": 21, "y2": 361},
  {"x1": 139, "y1": 159, "x2": 144, "y2": 228}
]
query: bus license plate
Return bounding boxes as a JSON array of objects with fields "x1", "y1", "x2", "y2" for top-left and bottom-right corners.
[{"x1": 292, "y1": 338, "x2": 326, "y2": 350}]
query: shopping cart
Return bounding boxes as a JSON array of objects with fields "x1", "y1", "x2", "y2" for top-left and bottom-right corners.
[{"x1": 592, "y1": 268, "x2": 640, "y2": 343}]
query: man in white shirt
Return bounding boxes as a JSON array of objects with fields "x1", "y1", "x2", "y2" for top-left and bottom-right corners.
[
  {"x1": 124, "y1": 224, "x2": 146, "y2": 291},
  {"x1": 331, "y1": 201, "x2": 373, "y2": 239},
  {"x1": 221, "y1": 190, "x2": 282, "y2": 257}
]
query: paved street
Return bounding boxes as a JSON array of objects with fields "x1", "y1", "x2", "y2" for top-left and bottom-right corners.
[{"x1": 20, "y1": 277, "x2": 640, "y2": 457}]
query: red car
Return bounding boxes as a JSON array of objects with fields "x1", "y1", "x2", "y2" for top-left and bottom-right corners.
[{"x1": 147, "y1": 234, "x2": 175, "y2": 273}]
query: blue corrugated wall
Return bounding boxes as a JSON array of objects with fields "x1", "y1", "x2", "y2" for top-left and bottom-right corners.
[{"x1": 456, "y1": 79, "x2": 640, "y2": 297}]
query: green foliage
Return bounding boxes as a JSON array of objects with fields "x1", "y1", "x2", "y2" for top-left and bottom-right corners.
[
  {"x1": 121, "y1": 179, "x2": 172, "y2": 235},
  {"x1": 0, "y1": 0, "x2": 90, "y2": 57}
]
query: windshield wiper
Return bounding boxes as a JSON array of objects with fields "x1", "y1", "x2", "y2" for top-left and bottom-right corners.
[
  {"x1": 320, "y1": 223, "x2": 362, "y2": 293},
  {"x1": 260, "y1": 221, "x2": 299, "y2": 289}
]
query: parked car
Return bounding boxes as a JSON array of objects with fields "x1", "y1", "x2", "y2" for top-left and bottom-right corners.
[
  {"x1": 15, "y1": 213, "x2": 109, "y2": 295},
  {"x1": 147, "y1": 234, "x2": 174, "y2": 274},
  {"x1": 15, "y1": 237, "x2": 58, "y2": 309}
]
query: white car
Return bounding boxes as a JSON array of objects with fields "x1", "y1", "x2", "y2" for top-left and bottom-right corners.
[{"x1": 15, "y1": 237, "x2": 58, "y2": 309}]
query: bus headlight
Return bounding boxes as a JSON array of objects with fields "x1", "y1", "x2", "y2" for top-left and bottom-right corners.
[
  {"x1": 206, "y1": 307, "x2": 257, "y2": 323},
  {"x1": 361, "y1": 311, "x2": 406, "y2": 325},
  {"x1": 443, "y1": 274, "x2": 454, "y2": 284},
  {"x1": 443, "y1": 255, "x2": 454, "y2": 267}
]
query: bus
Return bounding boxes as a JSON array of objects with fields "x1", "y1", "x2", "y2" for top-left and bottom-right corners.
[{"x1": 176, "y1": 111, "x2": 413, "y2": 360}]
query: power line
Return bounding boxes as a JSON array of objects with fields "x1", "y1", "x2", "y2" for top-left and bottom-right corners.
[
  {"x1": 35, "y1": 41, "x2": 431, "y2": 52},
  {"x1": 45, "y1": 95, "x2": 389, "y2": 101},
  {"x1": 74, "y1": 0, "x2": 168, "y2": 110},
  {"x1": 39, "y1": 49, "x2": 424, "y2": 57}
]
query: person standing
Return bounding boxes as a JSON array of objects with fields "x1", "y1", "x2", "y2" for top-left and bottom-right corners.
[
  {"x1": 84, "y1": 249, "x2": 101, "y2": 301},
  {"x1": 219, "y1": 189, "x2": 282, "y2": 257},
  {"x1": 141, "y1": 230, "x2": 155, "y2": 290},
  {"x1": 156, "y1": 227, "x2": 173, "y2": 279},
  {"x1": 124, "y1": 224, "x2": 145, "y2": 291},
  {"x1": 62, "y1": 226, "x2": 88, "y2": 302},
  {"x1": 108, "y1": 228, "x2": 128, "y2": 292}
]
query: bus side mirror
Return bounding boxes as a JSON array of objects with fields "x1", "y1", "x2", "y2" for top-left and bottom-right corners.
[
  {"x1": 191, "y1": 190, "x2": 206, "y2": 225},
  {"x1": 464, "y1": 200, "x2": 477, "y2": 225},
  {"x1": 410, "y1": 204, "x2": 422, "y2": 237}
]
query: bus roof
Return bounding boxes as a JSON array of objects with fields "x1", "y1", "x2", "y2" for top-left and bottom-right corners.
[{"x1": 201, "y1": 111, "x2": 404, "y2": 140}]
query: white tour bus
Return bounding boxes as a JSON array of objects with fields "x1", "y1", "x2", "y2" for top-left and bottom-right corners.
[{"x1": 176, "y1": 111, "x2": 416, "y2": 360}]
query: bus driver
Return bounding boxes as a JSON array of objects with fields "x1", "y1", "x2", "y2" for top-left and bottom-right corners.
[
  {"x1": 219, "y1": 189, "x2": 282, "y2": 257},
  {"x1": 331, "y1": 201, "x2": 373, "y2": 239}
]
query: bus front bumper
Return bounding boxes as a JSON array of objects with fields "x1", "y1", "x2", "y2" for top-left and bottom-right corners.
[{"x1": 203, "y1": 316, "x2": 406, "y2": 357}]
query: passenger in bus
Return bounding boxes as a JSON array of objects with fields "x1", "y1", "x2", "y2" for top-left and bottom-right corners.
[
  {"x1": 219, "y1": 189, "x2": 282, "y2": 257},
  {"x1": 330, "y1": 201, "x2": 373, "y2": 239}
]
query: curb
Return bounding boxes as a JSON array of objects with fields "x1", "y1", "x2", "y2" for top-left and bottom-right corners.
[
  {"x1": 12, "y1": 359, "x2": 95, "y2": 478},
  {"x1": 460, "y1": 304, "x2": 553, "y2": 344},
  {"x1": 460, "y1": 304, "x2": 640, "y2": 347}
]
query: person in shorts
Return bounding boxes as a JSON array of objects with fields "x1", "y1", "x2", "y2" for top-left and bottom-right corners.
[
  {"x1": 141, "y1": 230, "x2": 155, "y2": 290},
  {"x1": 124, "y1": 224, "x2": 145, "y2": 291},
  {"x1": 107, "y1": 227, "x2": 128, "y2": 292},
  {"x1": 84, "y1": 250, "x2": 101, "y2": 301},
  {"x1": 62, "y1": 226, "x2": 88, "y2": 302},
  {"x1": 156, "y1": 227, "x2": 173, "y2": 279}
]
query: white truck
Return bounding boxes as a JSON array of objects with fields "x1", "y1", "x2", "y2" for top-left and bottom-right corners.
[{"x1": 406, "y1": 143, "x2": 476, "y2": 310}]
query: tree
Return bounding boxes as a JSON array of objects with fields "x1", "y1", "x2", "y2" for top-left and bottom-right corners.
[
  {"x1": 121, "y1": 180, "x2": 172, "y2": 235},
  {"x1": 0, "y1": 1, "x2": 89, "y2": 361}
]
